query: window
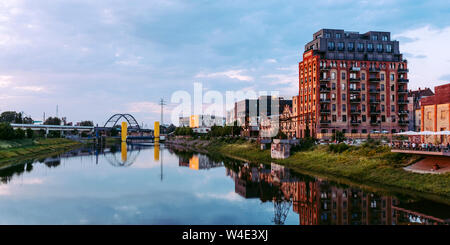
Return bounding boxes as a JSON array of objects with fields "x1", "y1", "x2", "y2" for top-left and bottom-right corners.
[
  {"x1": 358, "y1": 43, "x2": 364, "y2": 51},
  {"x1": 362, "y1": 104, "x2": 366, "y2": 112},
  {"x1": 381, "y1": 94, "x2": 385, "y2": 101},
  {"x1": 332, "y1": 104, "x2": 336, "y2": 111},
  {"x1": 342, "y1": 115, "x2": 347, "y2": 122},
  {"x1": 377, "y1": 44, "x2": 383, "y2": 52},
  {"x1": 342, "y1": 72, "x2": 346, "y2": 80},
  {"x1": 391, "y1": 105, "x2": 395, "y2": 112},
  {"x1": 332, "y1": 83, "x2": 336, "y2": 89},
  {"x1": 391, "y1": 85, "x2": 395, "y2": 91},
  {"x1": 342, "y1": 93, "x2": 346, "y2": 101},
  {"x1": 391, "y1": 116, "x2": 396, "y2": 122},
  {"x1": 336, "y1": 33, "x2": 342, "y2": 38},
  {"x1": 342, "y1": 104, "x2": 346, "y2": 112},
  {"x1": 372, "y1": 35, "x2": 378, "y2": 41},
  {"x1": 381, "y1": 84, "x2": 385, "y2": 91},
  {"x1": 328, "y1": 41, "x2": 335, "y2": 50},
  {"x1": 381, "y1": 105, "x2": 385, "y2": 112},
  {"x1": 362, "y1": 83, "x2": 365, "y2": 90},
  {"x1": 386, "y1": 44, "x2": 392, "y2": 53},
  {"x1": 332, "y1": 115, "x2": 336, "y2": 122},
  {"x1": 390, "y1": 74, "x2": 395, "y2": 81},
  {"x1": 362, "y1": 73, "x2": 366, "y2": 80},
  {"x1": 362, "y1": 128, "x2": 367, "y2": 133},
  {"x1": 332, "y1": 93, "x2": 336, "y2": 100},
  {"x1": 367, "y1": 43, "x2": 373, "y2": 51},
  {"x1": 337, "y1": 42, "x2": 344, "y2": 51},
  {"x1": 348, "y1": 42, "x2": 354, "y2": 51},
  {"x1": 381, "y1": 74, "x2": 385, "y2": 81},
  {"x1": 391, "y1": 95, "x2": 395, "y2": 101},
  {"x1": 382, "y1": 35, "x2": 388, "y2": 41},
  {"x1": 325, "y1": 33, "x2": 331, "y2": 38},
  {"x1": 331, "y1": 72, "x2": 336, "y2": 80},
  {"x1": 341, "y1": 83, "x2": 345, "y2": 90},
  {"x1": 362, "y1": 115, "x2": 366, "y2": 122},
  {"x1": 362, "y1": 94, "x2": 366, "y2": 101},
  {"x1": 382, "y1": 115, "x2": 386, "y2": 122}
]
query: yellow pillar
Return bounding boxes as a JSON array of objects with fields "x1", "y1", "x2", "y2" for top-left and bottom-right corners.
[
  {"x1": 154, "y1": 121, "x2": 160, "y2": 142},
  {"x1": 121, "y1": 121, "x2": 127, "y2": 142}
]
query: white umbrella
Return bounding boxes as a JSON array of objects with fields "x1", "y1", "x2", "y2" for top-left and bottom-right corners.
[{"x1": 418, "y1": 131, "x2": 435, "y2": 135}]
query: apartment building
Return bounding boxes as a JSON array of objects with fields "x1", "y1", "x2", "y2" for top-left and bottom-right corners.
[{"x1": 297, "y1": 29, "x2": 409, "y2": 139}]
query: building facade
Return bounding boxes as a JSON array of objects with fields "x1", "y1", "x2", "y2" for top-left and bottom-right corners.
[
  {"x1": 418, "y1": 83, "x2": 450, "y2": 144},
  {"x1": 178, "y1": 115, "x2": 225, "y2": 128},
  {"x1": 407, "y1": 87, "x2": 434, "y2": 131},
  {"x1": 297, "y1": 29, "x2": 409, "y2": 139}
]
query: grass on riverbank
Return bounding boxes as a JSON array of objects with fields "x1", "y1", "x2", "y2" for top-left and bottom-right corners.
[
  {"x1": 0, "y1": 138, "x2": 81, "y2": 167},
  {"x1": 201, "y1": 139, "x2": 450, "y2": 199}
]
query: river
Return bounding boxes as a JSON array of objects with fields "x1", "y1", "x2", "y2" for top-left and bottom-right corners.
[{"x1": 0, "y1": 143, "x2": 448, "y2": 225}]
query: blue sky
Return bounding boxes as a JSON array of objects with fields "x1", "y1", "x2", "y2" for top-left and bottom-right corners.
[{"x1": 0, "y1": 0, "x2": 449, "y2": 127}]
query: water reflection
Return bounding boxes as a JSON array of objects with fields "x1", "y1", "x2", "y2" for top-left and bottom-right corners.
[{"x1": 0, "y1": 144, "x2": 448, "y2": 225}]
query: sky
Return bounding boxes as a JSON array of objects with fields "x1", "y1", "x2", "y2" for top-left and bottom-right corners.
[{"x1": 0, "y1": 0, "x2": 449, "y2": 128}]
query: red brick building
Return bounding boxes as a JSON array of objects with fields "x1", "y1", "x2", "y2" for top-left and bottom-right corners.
[{"x1": 297, "y1": 29, "x2": 409, "y2": 139}]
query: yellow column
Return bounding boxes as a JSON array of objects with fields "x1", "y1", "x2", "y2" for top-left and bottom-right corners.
[
  {"x1": 121, "y1": 121, "x2": 127, "y2": 142},
  {"x1": 154, "y1": 121, "x2": 160, "y2": 142}
]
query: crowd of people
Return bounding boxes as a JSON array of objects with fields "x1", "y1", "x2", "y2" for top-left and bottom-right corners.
[{"x1": 390, "y1": 141, "x2": 450, "y2": 152}]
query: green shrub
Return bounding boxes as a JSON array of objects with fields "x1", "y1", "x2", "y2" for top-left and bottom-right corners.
[{"x1": 328, "y1": 143, "x2": 350, "y2": 153}]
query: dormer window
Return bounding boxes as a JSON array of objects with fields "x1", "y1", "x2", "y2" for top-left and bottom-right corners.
[
  {"x1": 371, "y1": 35, "x2": 378, "y2": 41},
  {"x1": 336, "y1": 33, "x2": 342, "y2": 38},
  {"x1": 382, "y1": 35, "x2": 388, "y2": 41}
]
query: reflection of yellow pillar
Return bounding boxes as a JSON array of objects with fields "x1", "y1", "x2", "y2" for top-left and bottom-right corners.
[
  {"x1": 121, "y1": 142, "x2": 127, "y2": 162},
  {"x1": 189, "y1": 155, "x2": 199, "y2": 170},
  {"x1": 121, "y1": 122, "x2": 128, "y2": 142},
  {"x1": 154, "y1": 121, "x2": 160, "y2": 142},
  {"x1": 154, "y1": 142, "x2": 160, "y2": 161}
]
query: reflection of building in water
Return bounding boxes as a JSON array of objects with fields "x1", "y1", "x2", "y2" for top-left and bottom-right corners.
[
  {"x1": 226, "y1": 162, "x2": 449, "y2": 225},
  {"x1": 178, "y1": 155, "x2": 224, "y2": 171}
]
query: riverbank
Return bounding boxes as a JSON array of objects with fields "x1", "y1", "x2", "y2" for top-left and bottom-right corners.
[
  {"x1": 166, "y1": 137, "x2": 450, "y2": 202},
  {"x1": 0, "y1": 138, "x2": 82, "y2": 169}
]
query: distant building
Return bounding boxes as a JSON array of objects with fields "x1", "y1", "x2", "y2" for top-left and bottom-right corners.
[
  {"x1": 417, "y1": 83, "x2": 450, "y2": 144},
  {"x1": 178, "y1": 115, "x2": 225, "y2": 128},
  {"x1": 408, "y1": 87, "x2": 434, "y2": 131}
]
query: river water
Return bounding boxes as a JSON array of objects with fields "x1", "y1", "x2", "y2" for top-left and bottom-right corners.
[{"x1": 0, "y1": 143, "x2": 448, "y2": 225}]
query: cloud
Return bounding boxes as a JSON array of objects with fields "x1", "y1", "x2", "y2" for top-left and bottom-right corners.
[
  {"x1": 13, "y1": 86, "x2": 45, "y2": 92},
  {"x1": 394, "y1": 25, "x2": 450, "y2": 89},
  {"x1": 196, "y1": 191, "x2": 243, "y2": 202},
  {"x1": 265, "y1": 58, "x2": 277, "y2": 63},
  {"x1": 196, "y1": 69, "x2": 254, "y2": 82}
]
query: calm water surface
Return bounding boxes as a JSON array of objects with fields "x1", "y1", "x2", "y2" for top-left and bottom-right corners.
[{"x1": 0, "y1": 144, "x2": 448, "y2": 225}]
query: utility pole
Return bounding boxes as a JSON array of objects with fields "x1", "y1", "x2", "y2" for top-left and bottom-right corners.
[{"x1": 159, "y1": 98, "x2": 165, "y2": 126}]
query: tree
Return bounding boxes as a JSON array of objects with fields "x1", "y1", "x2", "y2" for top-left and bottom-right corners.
[
  {"x1": 0, "y1": 111, "x2": 33, "y2": 124},
  {"x1": 332, "y1": 130, "x2": 346, "y2": 143},
  {"x1": 79, "y1": 121, "x2": 94, "y2": 126},
  {"x1": 26, "y1": 128, "x2": 34, "y2": 138},
  {"x1": 14, "y1": 128, "x2": 25, "y2": 139},
  {"x1": 0, "y1": 123, "x2": 15, "y2": 140},
  {"x1": 275, "y1": 130, "x2": 288, "y2": 139},
  {"x1": 44, "y1": 117, "x2": 61, "y2": 125},
  {"x1": 110, "y1": 127, "x2": 118, "y2": 137}
]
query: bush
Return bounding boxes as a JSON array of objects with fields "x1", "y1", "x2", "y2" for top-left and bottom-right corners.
[
  {"x1": 328, "y1": 143, "x2": 350, "y2": 153},
  {"x1": 0, "y1": 122, "x2": 15, "y2": 140},
  {"x1": 26, "y1": 128, "x2": 34, "y2": 138},
  {"x1": 14, "y1": 128, "x2": 25, "y2": 139},
  {"x1": 291, "y1": 137, "x2": 316, "y2": 152}
]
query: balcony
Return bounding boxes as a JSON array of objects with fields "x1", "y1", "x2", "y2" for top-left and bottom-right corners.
[
  {"x1": 320, "y1": 120, "x2": 331, "y2": 124},
  {"x1": 320, "y1": 77, "x2": 331, "y2": 82},
  {"x1": 397, "y1": 68, "x2": 409, "y2": 73},
  {"x1": 398, "y1": 120, "x2": 409, "y2": 125},
  {"x1": 399, "y1": 110, "x2": 409, "y2": 115},
  {"x1": 349, "y1": 78, "x2": 361, "y2": 82},
  {"x1": 369, "y1": 88, "x2": 381, "y2": 93},
  {"x1": 369, "y1": 67, "x2": 380, "y2": 73},
  {"x1": 350, "y1": 67, "x2": 361, "y2": 72},
  {"x1": 320, "y1": 87, "x2": 331, "y2": 92},
  {"x1": 398, "y1": 78, "x2": 409, "y2": 83},
  {"x1": 320, "y1": 109, "x2": 331, "y2": 114},
  {"x1": 369, "y1": 110, "x2": 381, "y2": 114},
  {"x1": 349, "y1": 88, "x2": 361, "y2": 93},
  {"x1": 349, "y1": 98, "x2": 361, "y2": 103},
  {"x1": 369, "y1": 99, "x2": 380, "y2": 104},
  {"x1": 350, "y1": 110, "x2": 361, "y2": 114},
  {"x1": 397, "y1": 100, "x2": 408, "y2": 104},
  {"x1": 320, "y1": 99, "x2": 331, "y2": 103},
  {"x1": 369, "y1": 77, "x2": 381, "y2": 82},
  {"x1": 351, "y1": 120, "x2": 361, "y2": 125},
  {"x1": 321, "y1": 66, "x2": 332, "y2": 70},
  {"x1": 397, "y1": 89, "x2": 408, "y2": 94},
  {"x1": 370, "y1": 121, "x2": 380, "y2": 125}
]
